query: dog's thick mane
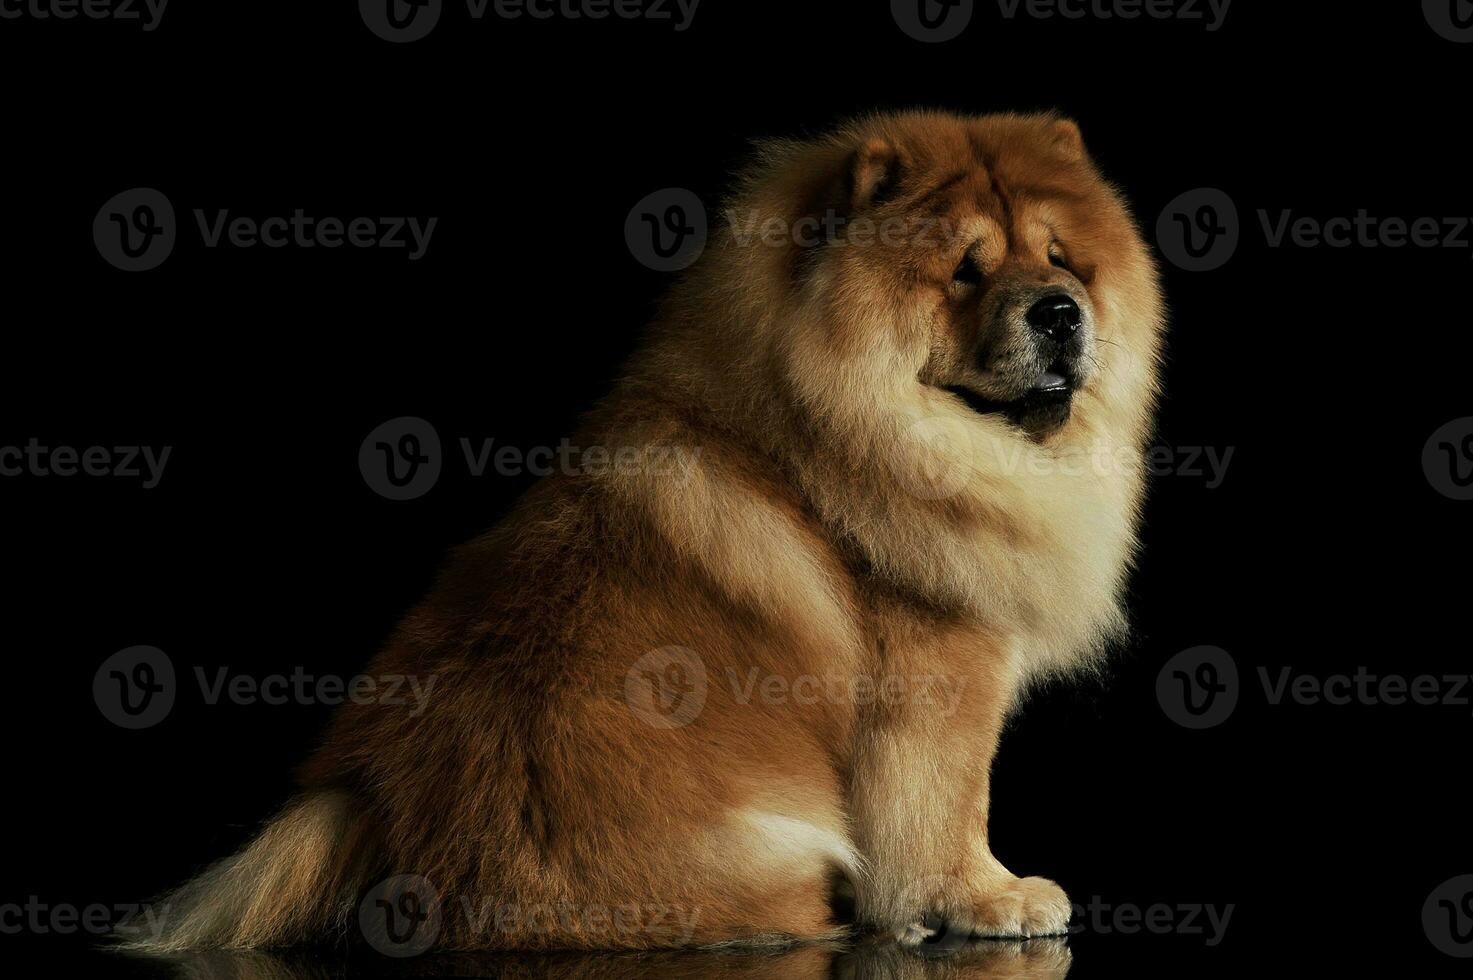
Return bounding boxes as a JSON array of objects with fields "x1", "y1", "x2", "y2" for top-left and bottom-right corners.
[{"x1": 600, "y1": 111, "x2": 1165, "y2": 679}]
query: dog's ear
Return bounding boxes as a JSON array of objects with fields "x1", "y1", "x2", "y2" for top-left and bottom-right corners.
[
  {"x1": 844, "y1": 137, "x2": 903, "y2": 211},
  {"x1": 785, "y1": 134, "x2": 907, "y2": 276},
  {"x1": 1047, "y1": 117, "x2": 1085, "y2": 162}
]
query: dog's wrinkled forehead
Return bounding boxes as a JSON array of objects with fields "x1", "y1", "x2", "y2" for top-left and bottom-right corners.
[
  {"x1": 904, "y1": 123, "x2": 1086, "y2": 210},
  {"x1": 836, "y1": 118, "x2": 1090, "y2": 262}
]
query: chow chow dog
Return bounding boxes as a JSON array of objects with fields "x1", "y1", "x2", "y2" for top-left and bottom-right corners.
[{"x1": 131, "y1": 110, "x2": 1163, "y2": 954}]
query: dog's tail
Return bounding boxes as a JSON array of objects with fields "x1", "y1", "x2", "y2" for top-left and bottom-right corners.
[{"x1": 117, "y1": 790, "x2": 379, "y2": 953}]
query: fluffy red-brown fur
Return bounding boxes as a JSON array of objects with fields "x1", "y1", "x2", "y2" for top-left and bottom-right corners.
[{"x1": 128, "y1": 109, "x2": 1163, "y2": 953}]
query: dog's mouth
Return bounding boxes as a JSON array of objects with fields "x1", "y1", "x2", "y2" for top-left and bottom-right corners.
[{"x1": 946, "y1": 362, "x2": 1077, "y2": 435}]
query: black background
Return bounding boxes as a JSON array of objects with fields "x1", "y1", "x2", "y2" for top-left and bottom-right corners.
[{"x1": 2, "y1": 1, "x2": 1470, "y2": 977}]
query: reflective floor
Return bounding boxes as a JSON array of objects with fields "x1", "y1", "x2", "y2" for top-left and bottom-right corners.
[{"x1": 102, "y1": 940, "x2": 1075, "y2": 980}]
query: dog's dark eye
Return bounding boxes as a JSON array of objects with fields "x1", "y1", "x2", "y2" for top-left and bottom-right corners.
[
  {"x1": 953, "y1": 253, "x2": 982, "y2": 286},
  {"x1": 1048, "y1": 249, "x2": 1073, "y2": 273}
]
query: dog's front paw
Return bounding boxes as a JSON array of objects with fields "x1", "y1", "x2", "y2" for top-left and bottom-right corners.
[
  {"x1": 965, "y1": 875, "x2": 1071, "y2": 939},
  {"x1": 893, "y1": 874, "x2": 1072, "y2": 947}
]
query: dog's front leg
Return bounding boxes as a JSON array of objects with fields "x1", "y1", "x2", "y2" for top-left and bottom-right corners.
[{"x1": 847, "y1": 640, "x2": 1071, "y2": 946}]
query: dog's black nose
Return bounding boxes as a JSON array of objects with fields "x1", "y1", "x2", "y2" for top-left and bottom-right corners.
[{"x1": 1026, "y1": 294, "x2": 1082, "y2": 342}]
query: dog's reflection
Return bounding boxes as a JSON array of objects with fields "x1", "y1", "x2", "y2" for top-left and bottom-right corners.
[{"x1": 152, "y1": 939, "x2": 1070, "y2": 980}]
